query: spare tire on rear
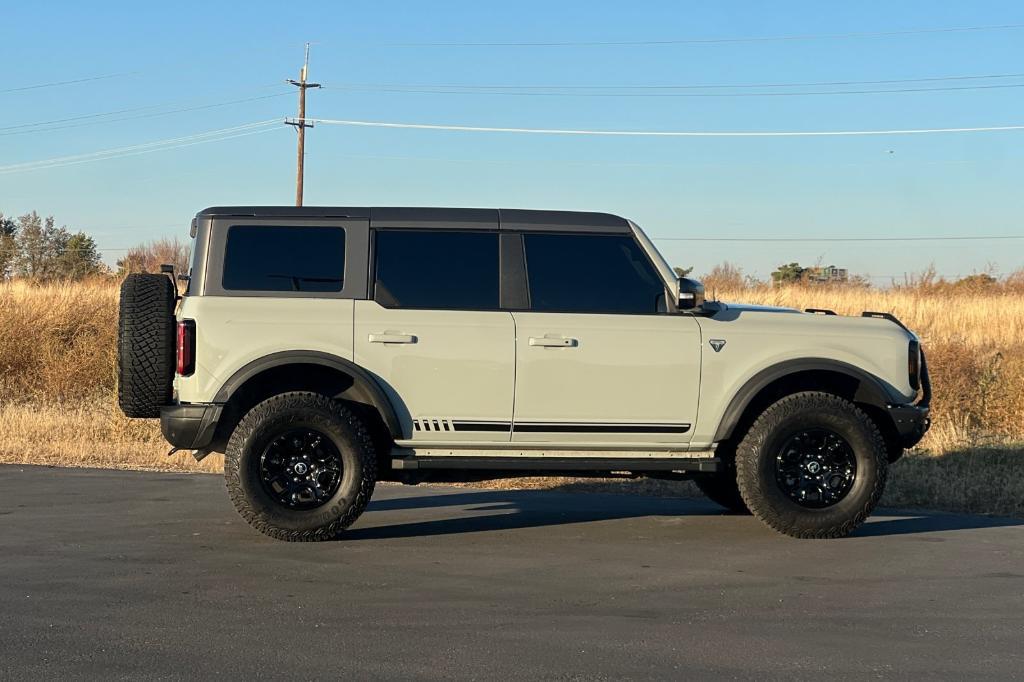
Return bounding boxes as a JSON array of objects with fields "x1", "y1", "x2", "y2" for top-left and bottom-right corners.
[{"x1": 118, "y1": 273, "x2": 176, "y2": 418}]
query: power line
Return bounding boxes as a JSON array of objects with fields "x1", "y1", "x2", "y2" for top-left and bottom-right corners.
[
  {"x1": 308, "y1": 118, "x2": 1024, "y2": 137},
  {"x1": 324, "y1": 82, "x2": 1024, "y2": 98},
  {"x1": 382, "y1": 22, "x2": 1024, "y2": 47},
  {"x1": 323, "y1": 71, "x2": 1024, "y2": 91},
  {"x1": 1, "y1": 103, "x2": 168, "y2": 131},
  {"x1": 1, "y1": 121, "x2": 276, "y2": 171},
  {"x1": 311, "y1": 150, "x2": 995, "y2": 170},
  {"x1": 7, "y1": 126, "x2": 279, "y2": 174},
  {"x1": 0, "y1": 72, "x2": 135, "y2": 94},
  {"x1": 0, "y1": 121, "x2": 280, "y2": 174},
  {"x1": 0, "y1": 91, "x2": 291, "y2": 136}
]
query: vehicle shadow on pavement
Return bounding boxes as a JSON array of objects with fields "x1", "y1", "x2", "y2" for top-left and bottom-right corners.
[
  {"x1": 856, "y1": 511, "x2": 1024, "y2": 537},
  {"x1": 347, "y1": 490, "x2": 1024, "y2": 540},
  {"x1": 348, "y1": 489, "x2": 713, "y2": 539}
]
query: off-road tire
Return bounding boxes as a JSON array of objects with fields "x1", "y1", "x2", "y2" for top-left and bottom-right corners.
[
  {"x1": 735, "y1": 391, "x2": 887, "y2": 539},
  {"x1": 225, "y1": 392, "x2": 377, "y2": 542},
  {"x1": 117, "y1": 273, "x2": 176, "y2": 418},
  {"x1": 694, "y1": 471, "x2": 750, "y2": 514}
]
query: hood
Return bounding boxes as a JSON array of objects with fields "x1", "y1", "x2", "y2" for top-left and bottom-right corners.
[
  {"x1": 704, "y1": 301, "x2": 915, "y2": 342},
  {"x1": 714, "y1": 302, "x2": 800, "y2": 315}
]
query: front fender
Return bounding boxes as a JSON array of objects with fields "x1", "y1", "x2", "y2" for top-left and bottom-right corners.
[{"x1": 711, "y1": 358, "x2": 894, "y2": 442}]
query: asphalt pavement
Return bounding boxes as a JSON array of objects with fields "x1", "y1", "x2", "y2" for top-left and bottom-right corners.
[{"x1": 1, "y1": 464, "x2": 1023, "y2": 680}]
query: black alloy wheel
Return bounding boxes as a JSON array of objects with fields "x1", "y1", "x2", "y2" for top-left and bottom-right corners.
[
  {"x1": 773, "y1": 428, "x2": 856, "y2": 509},
  {"x1": 259, "y1": 427, "x2": 344, "y2": 510}
]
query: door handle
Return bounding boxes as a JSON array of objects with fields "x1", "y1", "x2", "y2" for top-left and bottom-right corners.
[
  {"x1": 368, "y1": 333, "x2": 417, "y2": 344},
  {"x1": 529, "y1": 336, "x2": 578, "y2": 348}
]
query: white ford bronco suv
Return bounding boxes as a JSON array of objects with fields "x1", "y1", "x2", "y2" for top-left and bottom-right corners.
[{"x1": 117, "y1": 206, "x2": 930, "y2": 541}]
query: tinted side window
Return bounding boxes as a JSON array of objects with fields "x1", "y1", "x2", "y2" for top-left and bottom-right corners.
[
  {"x1": 223, "y1": 225, "x2": 345, "y2": 292},
  {"x1": 375, "y1": 230, "x2": 499, "y2": 310},
  {"x1": 524, "y1": 233, "x2": 664, "y2": 314}
]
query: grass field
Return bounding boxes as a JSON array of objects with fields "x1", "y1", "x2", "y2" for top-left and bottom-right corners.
[{"x1": 1, "y1": 277, "x2": 1022, "y2": 516}]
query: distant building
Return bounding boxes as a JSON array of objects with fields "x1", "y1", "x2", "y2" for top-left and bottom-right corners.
[
  {"x1": 770, "y1": 262, "x2": 851, "y2": 286},
  {"x1": 805, "y1": 265, "x2": 849, "y2": 284}
]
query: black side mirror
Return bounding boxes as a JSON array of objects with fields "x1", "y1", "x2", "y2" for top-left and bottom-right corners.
[{"x1": 678, "y1": 277, "x2": 705, "y2": 310}]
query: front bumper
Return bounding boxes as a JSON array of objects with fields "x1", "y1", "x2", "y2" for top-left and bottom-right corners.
[
  {"x1": 887, "y1": 403, "x2": 931, "y2": 448},
  {"x1": 887, "y1": 347, "x2": 932, "y2": 449},
  {"x1": 161, "y1": 403, "x2": 223, "y2": 451}
]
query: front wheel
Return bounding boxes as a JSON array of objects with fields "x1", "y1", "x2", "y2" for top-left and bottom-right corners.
[
  {"x1": 735, "y1": 391, "x2": 887, "y2": 539},
  {"x1": 225, "y1": 392, "x2": 377, "y2": 541}
]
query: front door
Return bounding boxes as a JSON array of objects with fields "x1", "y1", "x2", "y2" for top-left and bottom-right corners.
[
  {"x1": 354, "y1": 229, "x2": 514, "y2": 443},
  {"x1": 510, "y1": 232, "x2": 701, "y2": 445}
]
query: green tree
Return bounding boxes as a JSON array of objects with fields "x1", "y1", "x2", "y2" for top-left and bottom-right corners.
[
  {"x1": 56, "y1": 232, "x2": 104, "y2": 279},
  {"x1": 0, "y1": 214, "x2": 15, "y2": 239},
  {"x1": 11, "y1": 211, "x2": 104, "y2": 281},
  {"x1": 0, "y1": 213, "x2": 16, "y2": 279},
  {"x1": 14, "y1": 212, "x2": 66, "y2": 279},
  {"x1": 771, "y1": 262, "x2": 806, "y2": 284}
]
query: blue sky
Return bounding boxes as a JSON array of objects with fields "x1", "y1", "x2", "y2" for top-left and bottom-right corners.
[{"x1": 1, "y1": 0, "x2": 1022, "y2": 282}]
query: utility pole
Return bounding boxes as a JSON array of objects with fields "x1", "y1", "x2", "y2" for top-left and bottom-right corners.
[{"x1": 286, "y1": 43, "x2": 320, "y2": 207}]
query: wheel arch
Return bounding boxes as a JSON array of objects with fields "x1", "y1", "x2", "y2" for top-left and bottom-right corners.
[
  {"x1": 713, "y1": 359, "x2": 894, "y2": 444},
  {"x1": 211, "y1": 351, "x2": 402, "y2": 447}
]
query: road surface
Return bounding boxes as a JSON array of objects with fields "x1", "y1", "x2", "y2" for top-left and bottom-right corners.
[{"x1": 1, "y1": 464, "x2": 1022, "y2": 679}]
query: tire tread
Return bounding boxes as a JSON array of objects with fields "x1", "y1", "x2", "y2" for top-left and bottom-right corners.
[
  {"x1": 735, "y1": 391, "x2": 888, "y2": 539},
  {"x1": 117, "y1": 274, "x2": 175, "y2": 418},
  {"x1": 224, "y1": 392, "x2": 377, "y2": 542}
]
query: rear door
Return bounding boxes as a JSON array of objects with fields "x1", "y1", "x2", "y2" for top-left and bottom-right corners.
[
  {"x1": 511, "y1": 232, "x2": 701, "y2": 445},
  {"x1": 354, "y1": 228, "x2": 515, "y2": 443}
]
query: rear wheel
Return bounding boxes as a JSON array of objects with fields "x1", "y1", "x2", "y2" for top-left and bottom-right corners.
[
  {"x1": 735, "y1": 391, "x2": 887, "y2": 539},
  {"x1": 224, "y1": 392, "x2": 377, "y2": 541}
]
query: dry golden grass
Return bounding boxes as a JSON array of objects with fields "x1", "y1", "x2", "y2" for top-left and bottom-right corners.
[
  {"x1": 0, "y1": 403, "x2": 223, "y2": 473},
  {"x1": 1, "y1": 278, "x2": 1022, "y2": 516},
  {"x1": 0, "y1": 278, "x2": 119, "y2": 402}
]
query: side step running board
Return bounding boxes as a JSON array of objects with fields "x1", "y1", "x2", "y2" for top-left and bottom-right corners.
[{"x1": 391, "y1": 456, "x2": 719, "y2": 473}]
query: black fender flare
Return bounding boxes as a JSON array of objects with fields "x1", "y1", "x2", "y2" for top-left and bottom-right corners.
[
  {"x1": 713, "y1": 358, "x2": 895, "y2": 442},
  {"x1": 213, "y1": 350, "x2": 402, "y2": 438}
]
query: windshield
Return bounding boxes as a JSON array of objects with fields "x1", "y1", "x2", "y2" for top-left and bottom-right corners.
[{"x1": 629, "y1": 221, "x2": 677, "y2": 292}]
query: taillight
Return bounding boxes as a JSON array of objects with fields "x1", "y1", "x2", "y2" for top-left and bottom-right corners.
[
  {"x1": 177, "y1": 320, "x2": 195, "y2": 376},
  {"x1": 908, "y1": 339, "x2": 921, "y2": 391}
]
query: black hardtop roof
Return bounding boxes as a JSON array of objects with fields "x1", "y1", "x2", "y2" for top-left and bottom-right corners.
[{"x1": 196, "y1": 206, "x2": 631, "y2": 233}]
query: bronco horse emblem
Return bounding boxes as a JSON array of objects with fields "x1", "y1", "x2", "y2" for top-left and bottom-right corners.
[{"x1": 709, "y1": 339, "x2": 727, "y2": 352}]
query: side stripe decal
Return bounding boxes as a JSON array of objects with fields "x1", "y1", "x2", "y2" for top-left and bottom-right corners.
[
  {"x1": 413, "y1": 420, "x2": 690, "y2": 434},
  {"x1": 514, "y1": 423, "x2": 690, "y2": 434}
]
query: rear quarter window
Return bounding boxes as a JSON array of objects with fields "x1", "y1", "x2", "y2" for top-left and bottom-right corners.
[{"x1": 222, "y1": 225, "x2": 345, "y2": 292}]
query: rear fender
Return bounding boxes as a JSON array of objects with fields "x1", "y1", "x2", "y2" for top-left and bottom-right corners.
[{"x1": 213, "y1": 350, "x2": 402, "y2": 438}]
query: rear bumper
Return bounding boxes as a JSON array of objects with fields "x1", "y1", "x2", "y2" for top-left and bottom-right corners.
[{"x1": 161, "y1": 403, "x2": 223, "y2": 451}]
